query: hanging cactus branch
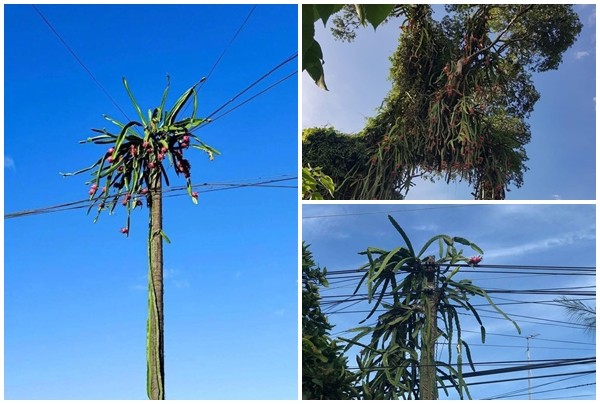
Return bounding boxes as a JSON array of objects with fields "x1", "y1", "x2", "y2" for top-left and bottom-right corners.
[
  {"x1": 62, "y1": 76, "x2": 219, "y2": 400},
  {"x1": 342, "y1": 215, "x2": 520, "y2": 399},
  {"x1": 62, "y1": 76, "x2": 220, "y2": 234}
]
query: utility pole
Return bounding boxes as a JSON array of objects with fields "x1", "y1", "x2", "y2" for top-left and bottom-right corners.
[
  {"x1": 147, "y1": 171, "x2": 165, "y2": 400},
  {"x1": 420, "y1": 256, "x2": 439, "y2": 400},
  {"x1": 526, "y1": 333, "x2": 540, "y2": 400}
]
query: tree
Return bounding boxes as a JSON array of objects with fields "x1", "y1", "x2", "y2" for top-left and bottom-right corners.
[
  {"x1": 62, "y1": 76, "x2": 219, "y2": 399},
  {"x1": 340, "y1": 215, "x2": 520, "y2": 399},
  {"x1": 303, "y1": 5, "x2": 582, "y2": 199},
  {"x1": 302, "y1": 243, "x2": 357, "y2": 399},
  {"x1": 555, "y1": 296, "x2": 596, "y2": 336},
  {"x1": 302, "y1": 165, "x2": 335, "y2": 200},
  {"x1": 302, "y1": 4, "x2": 398, "y2": 90}
]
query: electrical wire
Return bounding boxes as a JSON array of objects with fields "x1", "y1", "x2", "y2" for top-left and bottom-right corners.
[
  {"x1": 32, "y1": 4, "x2": 295, "y2": 142},
  {"x1": 483, "y1": 372, "x2": 591, "y2": 400},
  {"x1": 206, "y1": 71, "x2": 297, "y2": 124},
  {"x1": 446, "y1": 370, "x2": 595, "y2": 387},
  {"x1": 485, "y1": 382, "x2": 595, "y2": 400},
  {"x1": 5, "y1": 176, "x2": 297, "y2": 220},
  {"x1": 346, "y1": 356, "x2": 595, "y2": 371},
  {"x1": 197, "y1": 5, "x2": 256, "y2": 89},
  {"x1": 302, "y1": 204, "x2": 473, "y2": 219},
  {"x1": 196, "y1": 52, "x2": 298, "y2": 125},
  {"x1": 32, "y1": 5, "x2": 131, "y2": 121}
]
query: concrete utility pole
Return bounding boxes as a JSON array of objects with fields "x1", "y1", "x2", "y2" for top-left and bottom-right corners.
[
  {"x1": 526, "y1": 333, "x2": 540, "y2": 400},
  {"x1": 420, "y1": 257, "x2": 439, "y2": 400},
  {"x1": 148, "y1": 172, "x2": 165, "y2": 400}
]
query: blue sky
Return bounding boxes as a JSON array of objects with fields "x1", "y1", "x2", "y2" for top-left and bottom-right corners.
[
  {"x1": 303, "y1": 203, "x2": 596, "y2": 399},
  {"x1": 302, "y1": 5, "x2": 596, "y2": 200},
  {"x1": 4, "y1": 4, "x2": 297, "y2": 399}
]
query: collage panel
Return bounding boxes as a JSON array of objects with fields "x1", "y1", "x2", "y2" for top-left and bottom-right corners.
[
  {"x1": 302, "y1": 4, "x2": 595, "y2": 200},
  {"x1": 302, "y1": 204, "x2": 596, "y2": 400},
  {"x1": 300, "y1": 3, "x2": 596, "y2": 402},
  {"x1": 5, "y1": 4, "x2": 297, "y2": 400}
]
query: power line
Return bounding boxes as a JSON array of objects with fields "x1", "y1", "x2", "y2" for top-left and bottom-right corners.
[
  {"x1": 459, "y1": 330, "x2": 596, "y2": 346},
  {"x1": 33, "y1": 4, "x2": 294, "y2": 139},
  {"x1": 324, "y1": 264, "x2": 595, "y2": 276},
  {"x1": 486, "y1": 382, "x2": 595, "y2": 400},
  {"x1": 448, "y1": 370, "x2": 595, "y2": 387},
  {"x1": 346, "y1": 356, "x2": 595, "y2": 371},
  {"x1": 5, "y1": 176, "x2": 297, "y2": 220},
  {"x1": 207, "y1": 71, "x2": 297, "y2": 124},
  {"x1": 197, "y1": 5, "x2": 256, "y2": 89},
  {"x1": 483, "y1": 372, "x2": 592, "y2": 399},
  {"x1": 197, "y1": 52, "x2": 298, "y2": 125},
  {"x1": 302, "y1": 205, "x2": 473, "y2": 219},
  {"x1": 31, "y1": 5, "x2": 131, "y2": 121}
]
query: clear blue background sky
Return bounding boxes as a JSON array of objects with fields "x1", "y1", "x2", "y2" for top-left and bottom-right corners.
[
  {"x1": 303, "y1": 5, "x2": 596, "y2": 200},
  {"x1": 303, "y1": 204, "x2": 595, "y2": 400},
  {"x1": 4, "y1": 4, "x2": 297, "y2": 399}
]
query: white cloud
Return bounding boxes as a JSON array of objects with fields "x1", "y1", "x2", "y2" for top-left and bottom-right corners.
[
  {"x1": 413, "y1": 223, "x2": 440, "y2": 232},
  {"x1": 173, "y1": 280, "x2": 190, "y2": 289},
  {"x1": 484, "y1": 228, "x2": 595, "y2": 259},
  {"x1": 575, "y1": 51, "x2": 590, "y2": 59},
  {"x1": 274, "y1": 308, "x2": 285, "y2": 316},
  {"x1": 5, "y1": 156, "x2": 15, "y2": 170},
  {"x1": 302, "y1": 205, "x2": 354, "y2": 241}
]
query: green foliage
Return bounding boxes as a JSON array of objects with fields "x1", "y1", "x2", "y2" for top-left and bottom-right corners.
[
  {"x1": 302, "y1": 127, "x2": 374, "y2": 199},
  {"x1": 302, "y1": 243, "x2": 358, "y2": 399},
  {"x1": 302, "y1": 165, "x2": 335, "y2": 200},
  {"x1": 304, "y1": 5, "x2": 582, "y2": 199},
  {"x1": 554, "y1": 296, "x2": 596, "y2": 336},
  {"x1": 61, "y1": 76, "x2": 219, "y2": 234},
  {"x1": 302, "y1": 4, "x2": 400, "y2": 90},
  {"x1": 62, "y1": 76, "x2": 220, "y2": 400},
  {"x1": 341, "y1": 216, "x2": 520, "y2": 399},
  {"x1": 330, "y1": 4, "x2": 406, "y2": 42}
]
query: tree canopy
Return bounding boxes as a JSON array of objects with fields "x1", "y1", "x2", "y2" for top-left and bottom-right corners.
[
  {"x1": 302, "y1": 243, "x2": 357, "y2": 399},
  {"x1": 303, "y1": 5, "x2": 582, "y2": 199}
]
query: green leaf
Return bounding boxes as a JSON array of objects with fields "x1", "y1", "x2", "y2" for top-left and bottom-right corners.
[
  {"x1": 418, "y1": 234, "x2": 451, "y2": 257},
  {"x1": 482, "y1": 291, "x2": 521, "y2": 334},
  {"x1": 470, "y1": 242, "x2": 484, "y2": 255},
  {"x1": 159, "y1": 75, "x2": 171, "y2": 121},
  {"x1": 160, "y1": 230, "x2": 171, "y2": 244},
  {"x1": 362, "y1": 277, "x2": 389, "y2": 322},
  {"x1": 356, "y1": 4, "x2": 396, "y2": 29},
  {"x1": 191, "y1": 143, "x2": 220, "y2": 160},
  {"x1": 370, "y1": 246, "x2": 404, "y2": 281},
  {"x1": 114, "y1": 120, "x2": 142, "y2": 157},
  {"x1": 60, "y1": 158, "x2": 102, "y2": 177},
  {"x1": 387, "y1": 215, "x2": 414, "y2": 256},
  {"x1": 302, "y1": 5, "x2": 316, "y2": 58},
  {"x1": 165, "y1": 86, "x2": 196, "y2": 126},
  {"x1": 303, "y1": 39, "x2": 328, "y2": 91},
  {"x1": 313, "y1": 4, "x2": 344, "y2": 26},
  {"x1": 122, "y1": 78, "x2": 147, "y2": 126},
  {"x1": 453, "y1": 236, "x2": 471, "y2": 245}
]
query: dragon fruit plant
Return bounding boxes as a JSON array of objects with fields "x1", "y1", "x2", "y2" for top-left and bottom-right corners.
[
  {"x1": 62, "y1": 76, "x2": 219, "y2": 235},
  {"x1": 62, "y1": 76, "x2": 219, "y2": 400}
]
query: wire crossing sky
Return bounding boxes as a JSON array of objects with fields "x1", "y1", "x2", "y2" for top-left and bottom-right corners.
[{"x1": 4, "y1": 4, "x2": 298, "y2": 400}]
